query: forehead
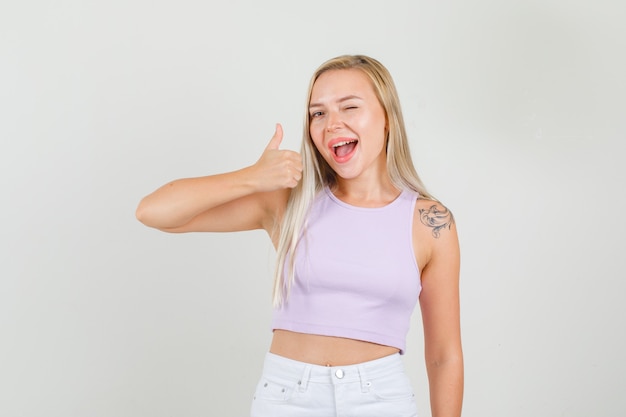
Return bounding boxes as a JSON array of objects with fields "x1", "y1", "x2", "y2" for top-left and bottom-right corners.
[{"x1": 310, "y1": 69, "x2": 377, "y2": 103}]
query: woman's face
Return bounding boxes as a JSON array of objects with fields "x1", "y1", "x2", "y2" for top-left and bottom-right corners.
[{"x1": 308, "y1": 69, "x2": 387, "y2": 182}]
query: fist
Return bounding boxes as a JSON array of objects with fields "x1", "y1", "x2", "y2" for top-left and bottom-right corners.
[{"x1": 253, "y1": 124, "x2": 303, "y2": 191}]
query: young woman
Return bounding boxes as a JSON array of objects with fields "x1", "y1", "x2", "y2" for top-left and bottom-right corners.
[{"x1": 136, "y1": 55, "x2": 463, "y2": 417}]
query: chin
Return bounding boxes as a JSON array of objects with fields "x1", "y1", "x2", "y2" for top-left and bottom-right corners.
[{"x1": 332, "y1": 167, "x2": 361, "y2": 181}]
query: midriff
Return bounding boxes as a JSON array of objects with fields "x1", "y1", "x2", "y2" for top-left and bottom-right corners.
[{"x1": 270, "y1": 329, "x2": 400, "y2": 366}]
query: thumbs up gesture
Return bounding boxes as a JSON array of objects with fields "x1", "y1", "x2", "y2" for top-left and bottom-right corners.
[{"x1": 252, "y1": 124, "x2": 303, "y2": 192}]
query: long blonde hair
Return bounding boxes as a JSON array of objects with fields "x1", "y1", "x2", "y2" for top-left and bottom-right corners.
[{"x1": 272, "y1": 55, "x2": 433, "y2": 306}]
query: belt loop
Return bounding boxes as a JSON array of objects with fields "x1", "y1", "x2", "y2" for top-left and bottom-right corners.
[
  {"x1": 299, "y1": 365, "x2": 311, "y2": 392},
  {"x1": 357, "y1": 365, "x2": 370, "y2": 393}
]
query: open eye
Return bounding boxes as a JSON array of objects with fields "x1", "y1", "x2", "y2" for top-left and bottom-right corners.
[{"x1": 310, "y1": 111, "x2": 324, "y2": 118}]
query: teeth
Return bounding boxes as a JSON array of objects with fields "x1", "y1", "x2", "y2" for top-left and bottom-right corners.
[{"x1": 332, "y1": 140, "x2": 357, "y2": 148}]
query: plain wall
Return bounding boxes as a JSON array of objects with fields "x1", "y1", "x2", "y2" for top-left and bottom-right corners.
[{"x1": 1, "y1": 1, "x2": 625, "y2": 416}]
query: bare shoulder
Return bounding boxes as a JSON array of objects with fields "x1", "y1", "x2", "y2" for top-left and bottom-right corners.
[
  {"x1": 261, "y1": 187, "x2": 291, "y2": 242},
  {"x1": 414, "y1": 198, "x2": 456, "y2": 239},
  {"x1": 413, "y1": 198, "x2": 459, "y2": 271},
  {"x1": 259, "y1": 187, "x2": 291, "y2": 227}
]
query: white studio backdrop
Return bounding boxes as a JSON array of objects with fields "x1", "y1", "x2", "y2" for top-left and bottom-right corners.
[{"x1": 1, "y1": 1, "x2": 624, "y2": 416}]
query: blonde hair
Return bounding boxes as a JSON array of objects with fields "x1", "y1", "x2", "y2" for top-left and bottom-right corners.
[{"x1": 272, "y1": 55, "x2": 433, "y2": 306}]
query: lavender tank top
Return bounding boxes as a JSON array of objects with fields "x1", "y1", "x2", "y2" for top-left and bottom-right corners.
[{"x1": 271, "y1": 187, "x2": 422, "y2": 354}]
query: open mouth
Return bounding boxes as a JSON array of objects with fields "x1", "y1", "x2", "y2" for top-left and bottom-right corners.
[{"x1": 332, "y1": 139, "x2": 358, "y2": 158}]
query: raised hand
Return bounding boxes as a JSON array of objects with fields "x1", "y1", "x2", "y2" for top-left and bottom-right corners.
[
  {"x1": 252, "y1": 124, "x2": 303, "y2": 192},
  {"x1": 136, "y1": 124, "x2": 302, "y2": 232}
]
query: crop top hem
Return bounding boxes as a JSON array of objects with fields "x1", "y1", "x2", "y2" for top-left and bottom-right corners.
[{"x1": 272, "y1": 319, "x2": 408, "y2": 355}]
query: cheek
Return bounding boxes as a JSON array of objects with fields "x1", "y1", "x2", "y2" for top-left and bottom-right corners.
[
  {"x1": 353, "y1": 109, "x2": 383, "y2": 130},
  {"x1": 309, "y1": 125, "x2": 324, "y2": 150},
  {"x1": 358, "y1": 115, "x2": 386, "y2": 144}
]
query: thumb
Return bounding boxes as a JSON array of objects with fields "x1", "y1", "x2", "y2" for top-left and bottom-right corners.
[{"x1": 265, "y1": 123, "x2": 283, "y2": 150}]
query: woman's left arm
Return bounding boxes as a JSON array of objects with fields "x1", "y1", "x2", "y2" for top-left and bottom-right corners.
[{"x1": 415, "y1": 201, "x2": 463, "y2": 417}]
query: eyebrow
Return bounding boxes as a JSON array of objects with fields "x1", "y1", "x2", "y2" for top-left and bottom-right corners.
[{"x1": 309, "y1": 94, "x2": 363, "y2": 109}]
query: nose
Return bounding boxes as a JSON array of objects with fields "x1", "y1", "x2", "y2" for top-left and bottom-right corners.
[{"x1": 325, "y1": 111, "x2": 342, "y2": 132}]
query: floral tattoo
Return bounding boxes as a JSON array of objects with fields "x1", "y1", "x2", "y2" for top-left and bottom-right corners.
[{"x1": 419, "y1": 204, "x2": 455, "y2": 238}]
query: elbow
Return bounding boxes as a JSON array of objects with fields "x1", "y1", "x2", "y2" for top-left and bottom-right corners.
[
  {"x1": 424, "y1": 338, "x2": 463, "y2": 365},
  {"x1": 426, "y1": 352, "x2": 464, "y2": 370},
  {"x1": 135, "y1": 198, "x2": 156, "y2": 227},
  {"x1": 425, "y1": 345, "x2": 464, "y2": 371},
  {"x1": 135, "y1": 199, "x2": 182, "y2": 233},
  {"x1": 135, "y1": 201, "x2": 143, "y2": 223}
]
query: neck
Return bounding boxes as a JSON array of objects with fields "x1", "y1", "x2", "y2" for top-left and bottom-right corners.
[{"x1": 332, "y1": 175, "x2": 399, "y2": 207}]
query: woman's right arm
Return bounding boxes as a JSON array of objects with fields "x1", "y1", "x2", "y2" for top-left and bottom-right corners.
[{"x1": 135, "y1": 124, "x2": 302, "y2": 235}]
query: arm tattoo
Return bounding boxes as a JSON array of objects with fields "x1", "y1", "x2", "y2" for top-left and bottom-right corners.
[{"x1": 419, "y1": 203, "x2": 455, "y2": 238}]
